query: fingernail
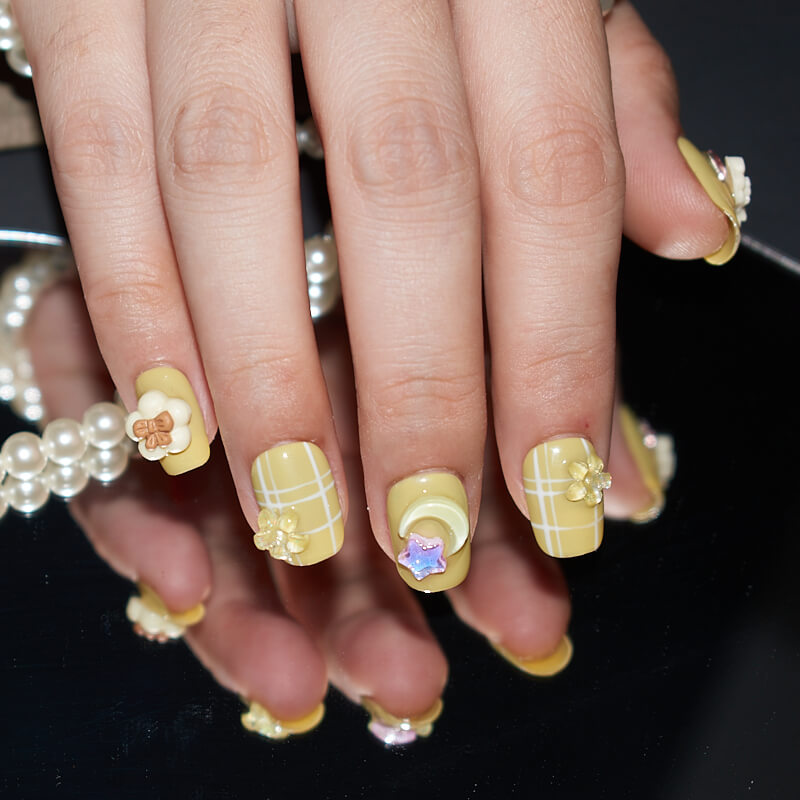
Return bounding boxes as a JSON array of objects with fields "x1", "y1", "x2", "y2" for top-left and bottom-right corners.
[
  {"x1": 250, "y1": 442, "x2": 344, "y2": 566},
  {"x1": 522, "y1": 437, "x2": 611, "y2": 558},
  {"x1": 619, "y1": 405, "x2": 676, "y2": 524},
  {"x1": 125, "y1": 582, "x2": 205, "y2": 644},
  {"x1": 125, "y1": 367, "x2": 210, "y2": 476},
  {"x1": 677, "y1": 136, "x2": 752, "y2": 265},
  {"x1": 240, "y1": 699, "x2": 325, "y2": 740},
  {"x1": 361, "y1": 697, "x2": 443, "y2": 746},
  {"x1": 386, "y1": 471, "x2": 471, "y2": 592},
  {"x1": 492, "y1": 634, "x2": 573, "y2": 677}
]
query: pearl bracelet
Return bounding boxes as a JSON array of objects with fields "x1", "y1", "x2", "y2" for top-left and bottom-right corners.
[{"x1": 0, "y1": 222, "x2": 340, "y2": 519}]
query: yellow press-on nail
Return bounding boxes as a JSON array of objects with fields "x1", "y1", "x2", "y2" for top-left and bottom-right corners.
[
  {"x1": 131, "y1": 367, "x2": 210, "y2": 476},
  {"x1": 125, "y1": 582, "x2": 205, "y2": 643},
  {"x1": 241, "y1": 699, "x2": 325, "y2": 740},
  {"x1": 386, "y1": 472, "x2": 470, "y2": 592},
  {"x1": 492, "y1": 635, "x2": 573, "y2": 678},
  {"x1": 522, "y1": 437, "x2": 610, "y2": 558},
  {"x1": 618, "y1": 405, "x2": 671, "y2": 524},
  {"x1": 362, "y1": 697, "x2": 443, "y2": 745},
  {"x1": 250, "y1": 442, "x2": 344, "y2": 566},
  {"x1": 677, "y1": 136, "x2": 741, "y2": 265}
]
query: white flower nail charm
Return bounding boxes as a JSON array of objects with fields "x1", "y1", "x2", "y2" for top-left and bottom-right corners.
[{"x1": 125, "y1": 390, "x2": 192, "y2": 461}]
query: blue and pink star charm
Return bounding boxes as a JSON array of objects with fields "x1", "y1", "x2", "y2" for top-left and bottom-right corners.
[{"x1": 397, "y1": 533, "x2": 447, "y2": 581}]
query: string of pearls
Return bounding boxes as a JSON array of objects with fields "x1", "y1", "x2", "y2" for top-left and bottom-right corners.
[
  {"x1": 0, "y1": 226, "x2": 340, "y2": 521},
  {"x1": 0, "y1": 1, "x2": 29, "y2": 77}
]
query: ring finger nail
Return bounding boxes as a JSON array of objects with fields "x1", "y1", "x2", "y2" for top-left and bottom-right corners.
[
  {"x1": 361, "y1": 697, "x2": 443, "y2": 746},
  {"x1": 387, "y1": 472, "x2": 471, "y2": 593},
  {"x1": 523, "y1": 438, "x2": 612, "y2": 559},
  {"x1": 250, "y1": 442, "x2": 344, "y2": 566},
  {"x1": 677, "y1": 136, "x2": 752, "y2": 265},
  {"x1": 124, "y1": 367, "x2": 210, "y2": 476}
]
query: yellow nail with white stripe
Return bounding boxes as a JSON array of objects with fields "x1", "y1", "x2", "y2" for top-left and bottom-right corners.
[
  {"x1": 522, "y1": 437, "x2": 610, "y2": 558},
  {"x1": 250, "y1": 442, "x2": 343, "y2": 566}
]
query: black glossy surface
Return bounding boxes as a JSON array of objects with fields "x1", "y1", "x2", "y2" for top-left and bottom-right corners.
[{"x1": 2, "y1": 218, "x2": 799, "y2": 800}]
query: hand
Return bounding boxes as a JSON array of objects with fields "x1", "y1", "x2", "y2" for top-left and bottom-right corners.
[
  {"x1": 7, "y1": 0, "x2": 744, "y2": 590},
  {"x1": 18, "y1": 263, "x2": 670, "y2": 740}
]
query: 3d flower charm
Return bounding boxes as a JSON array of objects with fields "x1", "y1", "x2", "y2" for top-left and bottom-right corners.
[
  {"x1": 397, "y1": 533, "x2": 447, "y2": 581},
  {"x1": 125, "y1": 390, "x2": 192, "y2": 461},
  {"x1": 253, "y1": 507, "x2": 309, "y2": 561},
  {"x1": 565, "y1": 453, "x2": 612, "y2": 507},
  {"x1": 707, "y1": 151, "x2": 752, "y2": 223}
]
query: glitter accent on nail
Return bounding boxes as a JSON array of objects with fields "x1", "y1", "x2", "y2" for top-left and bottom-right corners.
[{"x1": 397, "y1": 533, "x2": 447, "y2": 580}]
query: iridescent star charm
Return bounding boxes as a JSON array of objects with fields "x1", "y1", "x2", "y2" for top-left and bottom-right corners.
[{"x1": 397, "y1": 533, "x2": 447, "y2": 581}]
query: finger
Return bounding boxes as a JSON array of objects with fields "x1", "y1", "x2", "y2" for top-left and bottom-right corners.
[
  {"x1": 28, "y1": 278, "x2": 327, "y2": 729},
  {"x1": 296, "y1": 0, "x2": 485, "y2": 591},
  {"x1": 451, "y1": 0, "x2": 623, "y2": 558},
  {"x1": 12, "y1": 1, "x2": 214, "y2": 474},
  {"x1": 145, "y1": 0, "x2": 346, "y2": 563},
  {"x1": 606, "y1": 1, "x2": 749, "y2": 264},
  {"x1": 274, "y1": 325, "x2": 449, "y2": 743},
  {"x1": 27, "y1": 277, "x2": 212, "y2": 615},
  {"x1": 448, "y1": 436, "x2": 572, "y2": 677}
]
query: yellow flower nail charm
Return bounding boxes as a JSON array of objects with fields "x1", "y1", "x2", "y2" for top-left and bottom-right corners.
[
  {"x1": 565, "y1": 453, "x2": 612, "y2": 507},
  {"x1": 253, "y1": 508, "x2": 309, "y2": 561}
]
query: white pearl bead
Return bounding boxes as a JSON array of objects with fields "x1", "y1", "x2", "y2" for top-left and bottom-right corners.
[
  {"x1": 305, "y1": 235, "x2": 339, "y2": 284},
  {"x1": 1, "y1": 431, "x2": 46, "y2": 480},
  {"x1": 82, "y1": 444, "x2": 129, "y2": 482},
  {"x1": 81, "y1": 402, "x2": 126, "y2": 449},
  {"x1": 43, "y1": 462, "x2": 90, "y2": 499},
  {"x1": 3, "y1": 475, "x2": 49, "y2": 514},
  {"x1": 308, "y1": 277, "x2": 341, "y2": 319},
  {"x1": 6, "y1": 43, "x2": 31, "y2": 78},
  {"x1": 41, "y1": 418, "x2": 87, "y2": 465}
]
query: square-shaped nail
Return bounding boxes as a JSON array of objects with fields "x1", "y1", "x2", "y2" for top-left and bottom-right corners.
[
  {"x1": 250, "y1": 442, "x2": 343, "y2": 566},
  {"x1": 126, "y1": 367, "x2": 210, "y2": 476},
  {"x1": 522, "y1": 437, "x2": 610, "y2": 558}
]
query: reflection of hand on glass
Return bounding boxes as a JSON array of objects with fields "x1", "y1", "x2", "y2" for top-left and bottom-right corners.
[
  {"x1": 20, "y1": 270, "x2": 668, "y2": 743},
  {"x1": 3, "y1": 0, "x2": 748, "y2": 589}
]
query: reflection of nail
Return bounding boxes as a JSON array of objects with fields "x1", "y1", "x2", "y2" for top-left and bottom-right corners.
[
  {"x1": 361, "y1": 697, "x2": 443, "y2": 746},
  {"x1": 387, "y1": 472, "x2": 470, "y2": 592},
  {"x1": 250, "y1": 442, "x2": 343, "y2": 566},
  {"x1": 240, "y1": 699, "x2": 324, "y2": 740},
  {"x1": 677, "y1": 136, "x2": 752, "y2": 265},
  {"x1": 125, "y1": 582, "x2": 205, "y2": 644},
  {"x1": 492, "y1": 635, "x2": 573, "y2": 677},
  {"x1": 128, "y1": 367, "x2": 209, "y2": 476},
  {"x1": 523, "y1": 438, "x2": 610, "y2": 558},
  {"x1": 619, "y1": 405, "x2": 676, "y2": 524}
]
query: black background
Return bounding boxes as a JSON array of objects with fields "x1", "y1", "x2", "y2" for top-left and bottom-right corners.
[{"x1": 2, "y1": 2, "x2": 800, "y2": 798}]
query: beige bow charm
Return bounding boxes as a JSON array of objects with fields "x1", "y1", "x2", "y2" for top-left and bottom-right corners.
[
  {"x1": 131, "y1": 411, "x2": 174, "y2": 451},
  {"x1": 253, "y1": 508, "x2": 309, "y2": 561}
]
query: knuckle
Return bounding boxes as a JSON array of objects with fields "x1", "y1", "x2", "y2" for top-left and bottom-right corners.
[
  {"x1": 367, "y1": 364, "x2": 481, "y2": 433},
  {"x1": 500, "y1": 106, "x2": 624, "y2": 214},
  {"x1": 82, "y1": 261, "x2": 176, "y2": 332},
  {"x1": 510, "y1": 322, "x2": 614, "y2": 401},
  {"x1": 346, "y1": 95, "x2": 475, "y2": 207},
  {"x1": 213, "y1": 340, "x2": 306, "y2": 412},
  {"x1": 167, "y1": 86, "x2": 284, "y2": 190},
  {"x1": 50, "y1": 101, "x2": 149, "y2": 192}
]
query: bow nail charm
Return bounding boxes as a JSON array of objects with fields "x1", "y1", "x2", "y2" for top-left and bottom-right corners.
[
  {"x1": 254, "y1": 508, "x2": 309, "y2": 561},
  {"x1": 125, "y1": 390, "x2": 193, "y2": 461},
  {"x1": 132, "y1": 411, "x2": 174, "y2": 450}
]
